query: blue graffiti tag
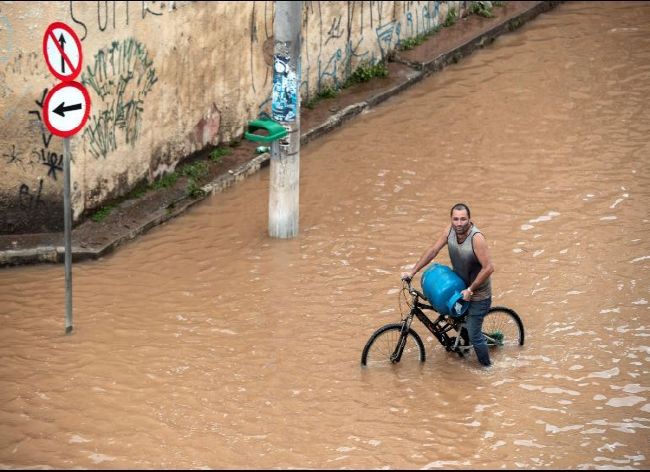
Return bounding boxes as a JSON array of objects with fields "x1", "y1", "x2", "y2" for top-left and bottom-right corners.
[{"x1": 0, "y1": 16, "x2": 12, "y2": 63}]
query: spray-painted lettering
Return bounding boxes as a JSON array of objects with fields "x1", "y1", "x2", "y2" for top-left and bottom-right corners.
[{"x1": 81, "y1": 38, "x2": 158, "y2": 159}]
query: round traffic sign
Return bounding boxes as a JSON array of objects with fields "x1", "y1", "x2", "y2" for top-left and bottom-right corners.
[
  {"x1": 43, "y1": 81, "x2": 91, "y2": 138},
  {"x1": 42, "y1": 22, "x2": 83, "y2": 81}
]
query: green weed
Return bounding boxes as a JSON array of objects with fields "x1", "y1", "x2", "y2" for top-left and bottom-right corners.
[
  {"x1": 444, "y1": 8, "x2": 457, "y2": 27},
  {"x1": 508, "y1": 19, "x2": 521, "y2": 31},
  {"x1": 181, "y1": 161, "x2": 210, "y2": 199},
  {"x1": 91, "y1": 205, "x2": 115, "y2": 223},
  {"x1": 125, "y1": 180, "x2": 150, "y2": 200},
  {"x1": 185, "y1": 180, "x2": 205, "y2": 199},
  {"x1": 209, "y1": 146, "x2": 231, "y2": 163},
  {"x1": 470, "y1": 1, "x2": 495, "y2": 18},
  {"x1": 342, "y1": 60, "x2": 388, "y2": 88},
  {"x1": 305, "y1": 85, "x2": 340, "y2": 109},
  {"x1": 181, "y1": 161, "x2": 209, "y2": 181},
  {"x1": 153, "y1": 172, "x2": 179, "y2": 190},
  {"x1": 399, "y1": 25, "x2": 442, "y2": 51}
]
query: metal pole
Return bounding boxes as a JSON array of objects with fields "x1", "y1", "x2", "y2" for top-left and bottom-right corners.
[
  {"x1": 270, "y1": 1, "x2": 301, "y2": 239},
  {"x1": 63, "y1": 137, "x2": 73, "y2": 334}
]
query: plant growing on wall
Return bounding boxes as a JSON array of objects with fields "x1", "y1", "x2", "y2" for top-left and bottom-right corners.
[
  {"x1": 471, "y1": 1, "x2": 496, "y2": 18},
  {"x1": 444, "y1": 8, "x2": 458, "y2": 27}
]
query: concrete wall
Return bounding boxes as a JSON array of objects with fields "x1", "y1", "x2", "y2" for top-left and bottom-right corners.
[{"x1": 0, "y1": 1, "x2": 467, "y2": 234}]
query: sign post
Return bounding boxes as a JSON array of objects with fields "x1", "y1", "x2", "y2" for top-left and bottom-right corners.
[
  {"x1": 63, "y1": 137, "x2": 72, "y2": 333},
  {"x1": 42, "y1": 22, "x2": 90, "y2": 334}
]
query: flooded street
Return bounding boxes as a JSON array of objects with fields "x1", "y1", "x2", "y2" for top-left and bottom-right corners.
[{"x1": 1, "y1": 2, "x2": 649, "y2": 469}]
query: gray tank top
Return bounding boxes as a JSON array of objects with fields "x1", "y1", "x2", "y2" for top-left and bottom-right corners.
[{"x1": 447, "y1": 224, "x2": 492, "y2": 301}]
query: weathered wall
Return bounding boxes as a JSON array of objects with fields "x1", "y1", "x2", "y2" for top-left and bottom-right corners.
[{"x1": 0, "y1": 1, "x2": 466, "y2": 234}]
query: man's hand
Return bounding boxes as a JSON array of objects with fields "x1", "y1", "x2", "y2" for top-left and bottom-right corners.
[
  {"x1": 401, "y1": 273, "x2": 412, "y2": 283},
  {"x1": 461, "y1": 289, "x2": 472, "y2": 301}
]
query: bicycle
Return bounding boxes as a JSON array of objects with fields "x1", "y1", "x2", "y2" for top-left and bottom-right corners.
[{"x1": 360, "y1": 280, "x2": 524, "y2": 367}]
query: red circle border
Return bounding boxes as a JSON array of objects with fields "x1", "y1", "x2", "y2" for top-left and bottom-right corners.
[
  {"x1": 43, "y1": 81, "x2": 92, "y2": 138},
  {"x1": 42, "y1": 22, "x2": 83, "y2": 82}
]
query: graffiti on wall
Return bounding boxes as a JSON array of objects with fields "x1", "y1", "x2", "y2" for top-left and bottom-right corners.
[
  {"x1": 280, "y1": 1, "x2": 450, "y2": 105},
  {"x1": 69, "y1": 1, "x2": 168, "y2": 41},
  {"x1": 18, "y1": 179, "x2": 45, "y2": 212},
  {"x1": 1, "y1": 88, "x2": 57, "y2": 222},
  {"x1": 27, "y1": 89, "x2": 63, "y2": 183},
  {"x1": 80, "y1": 38, "x2": 158, "y2": 159},
  {"x1": 0, "y1": 15, "x2": 11, "y2": 63}
]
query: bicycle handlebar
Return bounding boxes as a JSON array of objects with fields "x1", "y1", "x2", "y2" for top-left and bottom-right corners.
[{"x1": 403, "y1": 278, "x2": 425, "y2": 299}]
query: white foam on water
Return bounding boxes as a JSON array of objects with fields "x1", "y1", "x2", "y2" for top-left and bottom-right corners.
[
  {"x1": 88, "y1": 454, "x2": 116, "y2": 464},
  {"x1": 600, "y1": 308, "x2": 621, "y2": 314},
  {"x1": 529, "y1": 211, "x2": 561, "y2": 223},
  {"x1": 630, "y1": 255, "x2": 650, "y2": 263},
  {"x1": 514, "y1": 439, "x2": 546, "y2": 448},
  {"x1": 611, "y1": 384, "x2": 650, "y2": 393},
  {"x1": 544, "y1": 423, "x2": 583, "y2": 433},
  {"x1": 589, "y1": 367, "x2": 619, "y2": 379},
  {"x1": 605, "y1": 396, "x2": 645, "y2": 407},
  {"x1": 422, "y1": 460, "x2": 470, "y2": 469},
  {"x1": 213, "y1": 328, "x2": 236, "y2": 335}
]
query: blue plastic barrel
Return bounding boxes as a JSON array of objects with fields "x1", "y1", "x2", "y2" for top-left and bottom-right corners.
[{"x1": 420, "y1": 263, "x2": 470, "y2": 317}]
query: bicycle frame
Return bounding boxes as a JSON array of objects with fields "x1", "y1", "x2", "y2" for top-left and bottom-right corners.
[{"x1": 397, "y1": 282, "x2": 474, "y2": 359}]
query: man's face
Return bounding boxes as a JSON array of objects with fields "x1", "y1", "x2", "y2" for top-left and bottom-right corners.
[{"x1": 451, "y1": 209, "x2": 470, "y2": 235}]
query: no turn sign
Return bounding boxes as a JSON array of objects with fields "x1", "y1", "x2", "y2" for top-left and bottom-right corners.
[
  {"x1": 43, "y1": 81, "x2": 91, "y2": 138},
  {"x1": 42, "y1": 22, "x2": 83, "y2": 81}
]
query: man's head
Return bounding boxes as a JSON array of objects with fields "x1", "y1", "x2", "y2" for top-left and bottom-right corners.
[{"x1": 450, "y1": 203, "x2": 471, "y2": 235}]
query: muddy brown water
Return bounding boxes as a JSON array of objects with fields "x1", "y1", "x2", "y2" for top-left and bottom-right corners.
[{"x1": 2, "y1": 2, "x2": 649, "y2": 469}]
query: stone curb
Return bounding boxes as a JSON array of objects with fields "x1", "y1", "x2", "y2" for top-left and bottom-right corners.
[
  {"x1": 393, "y1": 1, "x2": 561, "y2": 73},
  {"x1": 0, "y1": 1, "x2": 560, "y2": 268}
]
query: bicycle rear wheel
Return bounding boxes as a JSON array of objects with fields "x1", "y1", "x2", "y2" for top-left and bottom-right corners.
[
  {"x1": 483, "y1": 306, "x2": 524, "y2": 347},
  {"x1": 361, "y1": 323, "x2": 426, "y2": 367}
]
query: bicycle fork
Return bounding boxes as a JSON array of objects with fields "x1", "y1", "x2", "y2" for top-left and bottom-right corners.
[{"x1": 391, "y1": 313, "x2": 414, "y2": 363}]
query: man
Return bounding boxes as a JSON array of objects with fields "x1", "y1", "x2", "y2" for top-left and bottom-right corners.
[{"x1": 402, "y1": 203, "x2": 495, "y2": 367}]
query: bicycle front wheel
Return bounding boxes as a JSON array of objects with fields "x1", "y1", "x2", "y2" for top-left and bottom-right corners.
[
  {"x1": 483, "y1": 306, "x2": 525, "y2": 347},
  {"x1": 361, "y1": 323, "x2": 426, "y2": 367}
]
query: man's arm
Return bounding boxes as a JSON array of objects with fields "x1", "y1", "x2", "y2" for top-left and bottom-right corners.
[
  {"x1": 461, "y1": 232, "x2": 495, "y2": 300},
  {"x1": 402, "y1": 224, "x2": 451, "y2": 280}
]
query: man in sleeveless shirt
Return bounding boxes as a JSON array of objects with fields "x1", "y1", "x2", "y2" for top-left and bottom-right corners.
[{"x1": 401, "y1": 203, "x2": 495, "y2": 367}]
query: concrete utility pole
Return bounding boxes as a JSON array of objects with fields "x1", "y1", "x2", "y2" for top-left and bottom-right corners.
[{"x1": 270, "y1": 1, "x2": 302, "y2": 238}]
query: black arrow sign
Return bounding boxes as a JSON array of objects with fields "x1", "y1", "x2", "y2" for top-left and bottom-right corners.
[
  {"x1": 53, "y1": 102, "x2": 82, "y2": 117},
  {"x1": 58, "y1": 33, "x2": 66, "y2": 73}
]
